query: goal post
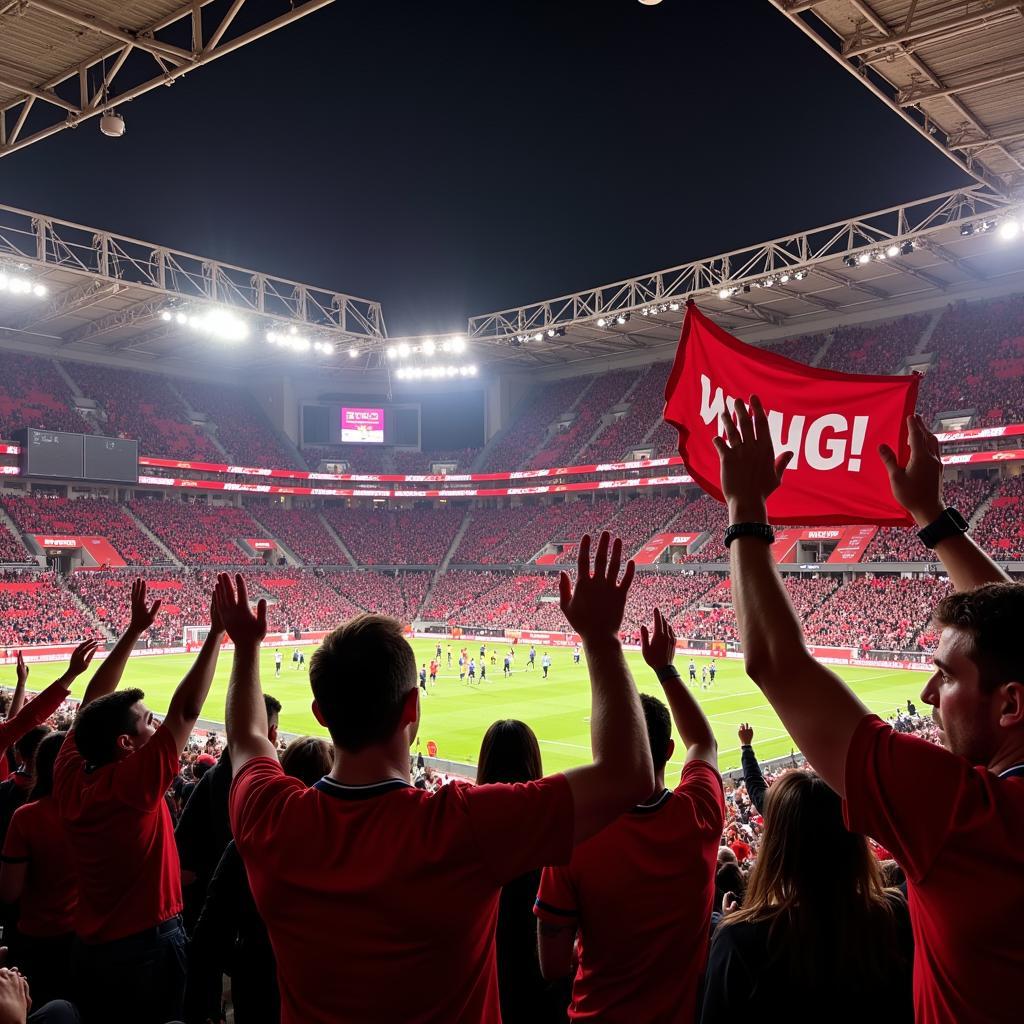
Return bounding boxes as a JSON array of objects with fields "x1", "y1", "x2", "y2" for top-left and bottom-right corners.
[{"x1": 183, "y1": 625, "x2": 211, "y2": 648}]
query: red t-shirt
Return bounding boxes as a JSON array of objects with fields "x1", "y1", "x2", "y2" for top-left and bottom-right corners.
[
  {"x1": 2, "y1": 796, "x2": 77, "y2": 936},
  {"x1": 843, "y1": 714, "x2": 1024, "y2": 1024},
  {"x1": 0, "y1": 683, "x2": 71, "y2": 783},
  {"x1": 230, "y1": 757, "x2": 574, "y2": 1024},
  {"x1": 535, "y1": 760, "x2": 725, "y2": 1024},
  {"x1": 54, "y1": 726, "x2": 182, "y2": 942}
]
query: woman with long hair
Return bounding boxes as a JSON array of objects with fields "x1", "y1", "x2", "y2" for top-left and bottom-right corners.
[
  {"x1": 476, "y1": 720, "x2": 566, "y2": 1024},
  {"x1": 0, "y1": 731, "x2": 76, "y2": 1007},
  {"x1": 701, "y1": 770, "x2": 912, "y2": 1023}
]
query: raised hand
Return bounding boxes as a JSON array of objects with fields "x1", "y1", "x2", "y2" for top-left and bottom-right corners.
[
  {"x1": 879, "y1": 412, "x2": 944, "y2": 526},
  {"x1": 213, "y1": 573, "x2": 267, "y2": 647},
  {"x1": 640, "y1": 608, "x2": 677, "y2": 671},
  {"x1": 14, "y1": 652, "x2": 26, "y2": 687},
  {"x1": 712, "y1": 395, "x2": 793, "y2": 519},
  {"x1": 559, "y1": 532, "x2": 635, "y2": 643},
  {"x1": 128, "y1": 578, "x2": 162, "y2": 634},
  {"x1": 0, "y1": 966, "x2": 30, "y2": 1022},
  {"x1": 738, "y1": 722, "x2": 754, "y2": 746},
  {"x1": 67, "y1": 638, "x2": 101, "y2": 678},
  {"x1": 209, "y1": 588, "x2": 225, "y2": 637}
]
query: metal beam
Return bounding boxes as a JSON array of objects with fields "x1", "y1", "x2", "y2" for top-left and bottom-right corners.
[
  {"x1": 2, "y1": 278, "x2": 119, "y2": 333},
  {"x1": 60, "y1": 299, "x2": 164, "y2": 347},
  {"x1": 0, "y1": 1, "x2": 337, "y2": 159}
]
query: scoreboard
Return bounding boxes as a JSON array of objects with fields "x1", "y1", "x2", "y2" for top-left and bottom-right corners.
[{"x1": 17, "y1": 429, "x2": 138, "y2": 484}]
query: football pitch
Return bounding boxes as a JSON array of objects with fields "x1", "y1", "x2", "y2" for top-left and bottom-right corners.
[{"x1": 33, "y1": 639, "x2": 928, "y2": 774}]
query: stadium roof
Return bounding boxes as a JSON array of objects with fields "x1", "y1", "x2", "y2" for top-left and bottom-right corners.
[
  {"x1": 768, "y1": 0, "x2": 1024, "y2": 196},
  {"x1": 0, "y1": 1, "x2": 334, "y2": 158},
  {"x1": 0, "y1": 200, "x2": 385, "y2": 371},
  {"x1": 467, "y1": 184, "x2": 1024, "y2": 370}
]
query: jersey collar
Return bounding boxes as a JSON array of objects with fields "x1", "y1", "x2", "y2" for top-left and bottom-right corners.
[{"x1": 314, "y1": 776, "x2": 413, "y2": 800}]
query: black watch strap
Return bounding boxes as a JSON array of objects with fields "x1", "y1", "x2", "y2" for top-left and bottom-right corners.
[
  {"x1": 655, "y1": 665, "x2": 681, "y2": 683},
  {"x1": 917, "y1": 508, "x2": 967, "y2": 549},
  {"x1": 725, "y1": 522, "x2": 776, "y2": 548}
]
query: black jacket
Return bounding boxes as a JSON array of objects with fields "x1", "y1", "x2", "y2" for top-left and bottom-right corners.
[{"x1": 740, "y1": 744, "x2": 768, "y2": 815}]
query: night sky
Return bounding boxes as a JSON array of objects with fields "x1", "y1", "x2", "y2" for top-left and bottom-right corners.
[{"x1": 0, "y1": 0, "x2": 968, "y2": 336}]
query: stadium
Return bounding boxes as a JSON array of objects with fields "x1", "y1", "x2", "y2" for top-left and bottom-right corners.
[{"x1": 0, "y1": 2, "x2": 1022, "y2": 1023}]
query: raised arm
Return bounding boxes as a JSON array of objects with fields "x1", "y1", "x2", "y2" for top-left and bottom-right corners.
[
  {"x1": 0, "y1": 638, "x2": 100, "y2": 749},
  {"x1": 714, "y1": 396, "x2": 869, "y2": 797},
  {"x1": 162, "y1": 590, "x2": 225, "y2": 754},
  {"x1": 7, "y1": 653, "x2": 27, "y2": 721},
  {"x1": 641, "y1": 608, "x2": 717, "y2": 768},
  {"x1": 215, "y1": 574, "x2": 275, "y2": 775},
  {"x1": 560, "y1": 532, "x2": 655, "y2": 844},
  {"x1": 78, "y1": 579, "x2": 161, "y2": 710},
  {"x1": 880, "y1": 413, "x2": 1009, "y2": 592},
  {"x1": 737, "y1": 723, "x2": 768, "y2": 814}
]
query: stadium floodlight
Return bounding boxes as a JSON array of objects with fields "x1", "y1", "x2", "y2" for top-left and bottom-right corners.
[
  {"x1": 187, "y1": 307, "x2": 248, "y2": 342},
  {"x1": 779, "y1": 273, "x2": 791, "y2": 284},
  {"x1": 0, "y1": 273, "x2": 42, "y2": 296},
  {"x1": 763, "y1": 277, "x2": 775, "y2": 288},
  {"x1": 386, "y1": 346, "x2": 398, "y2": 359},
  {"x1": 596, "y1": 317, "x2": 608, "y2": 327},
  {"x1": 615, "y1": 313, "x2": 630, "y2": 325},
  {"x1": 717, "y1": 287, "x2": 735, "y2": 300},
  {"x1": 31, "y1": 284, "x2": 46, "y2": 297},
  {"x1": 397, "y1": 342, "x2": 411, "y2": 358},
  {"x1": 886, "y1": 244, "x2": 900, "y2": 258},
  {"x1": 349, "y1": 346, "x2": 359, "y2": 358},
  {"x1": 450, "y1": 336, "x2": 467, "y2": 353},
  {"x1": 960, "y1": 223, "x2": 975, "y2": 237},
  {"x1": 395, "y1": 368, "x2": 405, "y2": 380},
  {"x1": 175, "y1": 312, "x2": 187, "y2": 324},
  {"x1": 794, "y1": 270, "x2": 807, "y2": 280},
  {"x1": 999, "y1": 220, "x2": 1021, "y2": 241},
  {"x1": 533, "y1": 332, "x2": 543, "y2": 342},
  {"x1": 160, "y1": 310, "x2": 173, "y2": 321},
  {"x1": 857, "y1": 252, "x2": 872, "y2": 265},
  {"x1": 421, "y1": 338, "x2": 436, "y2": 356},
  {"x1": 669, "y1": 301, "x2": 680, "y2": 311}
]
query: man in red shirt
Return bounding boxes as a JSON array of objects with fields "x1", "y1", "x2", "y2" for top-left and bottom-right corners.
[
  {"x1": 217, "y1": 530, "x2": 655, "y2": 1024},
  {"x1": 535, "y1": 608, "x2": 723, "y2": 1023},
  {"x1": 0, "y1": 650, "x2": 68, "y2": 785},
  {"x1": 54, "y1": 579, "x2": 225, "y2": 1024},
  {"x1": 715, "y1": 399, "x2": 1024, "y2": 1023}
]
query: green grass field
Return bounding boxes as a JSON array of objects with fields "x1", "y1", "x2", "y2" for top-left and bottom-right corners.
[{"x1": 34, "y1": 640, "x2": 927, "y2": 774}]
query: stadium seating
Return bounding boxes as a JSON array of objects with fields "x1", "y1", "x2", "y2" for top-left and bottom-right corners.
[
  {"x1": 328, "y1": 570, "x2": 430, "y2": 624},
  {"x1": 972, "y1": 474, "x2": 1024, "y2": 559},
  {"x1": 0, "y1": 569, "x2": 94, "y2": 646},
  {"x1": 817, "y1": 315, "x2": 929, "y2": 375},
  {"x1": 321, "y1": 505, "x2": 464, "y2": 565},
  {"x1": 245, "y1": 503, "x2": 349, "y2": 565},
  {"x1": 918, "y1": 294, "x2": 1024, "y2": 423},
  {"x1": 391, "y1": 448, "x2": 480, "y2": 474},
  {"x1": 128, "y1": 500, "x2": 269, "y2": 565},
  {"x1": 1, "y1": 494, "x2": 169, "y2": 565},
  {"x1": 802, "y1": 575, "x2": 949, "y2": 651},
  {"x1": 0, "y1": 516, "x2": 29, "y2": 563},
  {"x1": 478, "y1": 377, "x2": 590, "y2": 471},
  {"x1": 175, "y1": 379, "x2": 303, "y2": 469},
  {"x1": 0, "y1": 353, "x2": 91, "y2": 438},
  {"x1": 64, "y1": 362, "x2": 221, "y2": 461}
]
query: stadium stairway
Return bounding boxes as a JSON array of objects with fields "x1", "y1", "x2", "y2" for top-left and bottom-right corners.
[
  {"x1": 53, "y1": 360, "x2": 85, "y2": 398},
  {"x1": 0, "y1": 506, "x2": 31, "y2": 563},
  {"x1": 316, "y1": 514, "x2": 358, "y2": 566},
  {"x1": 577, "y1": 371, "x2": 648, "y2": 460},
  {"x1": 420, "y1": 508, "x2": 473, "y2": 613},
  {"x1": 123, "y1": 507, "x2": 183, "y2": 567},
  {"x1": 67, "y1": 585, "x2": 116, "y2": 642},
  {"x1": 912, "y1": 309, "x2": 945, "y2": 356},
  {"x1": 167, "y1": 382, "x2": 230, "y2": 459},
  {"x1": 810, "y1": 332, "x2": 834, "y2": 367}
]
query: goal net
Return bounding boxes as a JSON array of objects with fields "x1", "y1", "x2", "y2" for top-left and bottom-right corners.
[{"x1": 183, "y1": 625, "x2": 211, "y2": 648}]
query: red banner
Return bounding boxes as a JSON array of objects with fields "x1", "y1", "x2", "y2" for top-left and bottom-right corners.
[
  {"x1": 664, "y1": 303, "x2": 919, "y2": 526},
  {"x1": 632, "y1": 532, "x2": 703, "y2": 564}
]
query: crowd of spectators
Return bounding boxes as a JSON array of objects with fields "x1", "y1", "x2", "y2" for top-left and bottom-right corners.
[
  {"x1": 0, "y1": 516, "x2": 29, "y2": 563},
  {"x1": 391, "y1": 448, "x2": 480, "y2": 474},
  {"x1": 479, "y1": 377, "x2": 589, "y2": 471},
  {"x1": 175, "y1": 380, "x2": 302, "y2": 470},
  {"x1": 321, "y1": 505, "x2": 464, "y2": 565},
  {"x1": 0, "y1": 570, "x2": 94, "y2": 646},
  {"x1": 64, "y1": 363, "x2": 221, "y2": 462},
  {"x1": 817, "y1": 315, "x2": 929, "y2": 376},
  {"x1": 918, "y1": 294, "x2": 1024, "y2": 423},
  {"x1": 128, "y1": 500, "x2": 269, "y2": 565},
  {"x1": 0, "y1": 353, "x2": 91, "y2": 438},
  {"x1": 971, "y1": 474, "x2": 1024, "y2": 559},
  {"x1": 327, "y1": 570, "x2": 430, "y2": 624},
  {"x1": 1, "y1": 494, "x2": 169, "y2": 566},
  {"x1": 529, "y1": 371, "x2": 640, "y2": 469},
  {"x1": 802, "y1": 575, "x2": 949, "y2": 652},
  {"x1": 245, "y1": 503, "x2": 349, "y2": 566},
  {"x1": 864, "y1": 477, "x2": 993, "y2": 562}
]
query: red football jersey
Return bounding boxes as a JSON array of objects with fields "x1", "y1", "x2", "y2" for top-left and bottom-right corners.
[
  {"x1": 230, "y1": 758, "x2": 574, "y2": 1024},
  {"x1": 536, "y1": 760, "x2": 725, "y2": 1023},
  {"x1": 844, "y1": 714, "x2": 1024, "y2": 1024}
]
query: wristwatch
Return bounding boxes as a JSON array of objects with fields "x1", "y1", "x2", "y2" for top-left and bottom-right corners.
[
  {"x1": 655, "y1": 665, "x2": 681, "y2": 684},
  {"x1": 917, "y1": 507, "x2": 967, "y2": 549},
  {"x1": 724, "y1": 522, "x2": 776, "y2": 548}
]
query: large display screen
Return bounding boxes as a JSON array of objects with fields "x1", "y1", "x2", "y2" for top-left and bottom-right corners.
[
  {"x1": 340, "y1": 407, "x2": 385, "y2": 443},
  {"x1": 84, "y1": 435, "x2": 138, "y2": 483},
  {"x1": 22, "y1": 429, "x2": 85, "y2": 478}
]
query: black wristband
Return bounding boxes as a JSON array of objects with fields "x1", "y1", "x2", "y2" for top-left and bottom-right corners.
[
  {"x1": 725, "y1": 522, "x2": 776, "y2": 547},
  {"x1": 917, "y1": 508, "x2": 967, "y2": 550},
  {"x1": 655, "y1": 665, "x2": 681, "y2": 684}
]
